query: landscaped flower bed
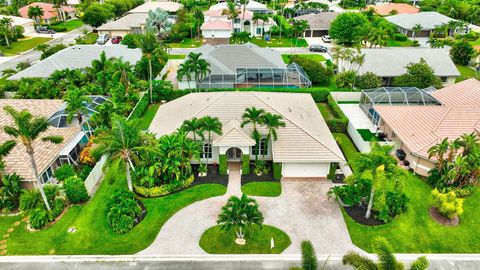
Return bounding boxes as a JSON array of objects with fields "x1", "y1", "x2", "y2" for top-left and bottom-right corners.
[{"x1": 133, "y1": 175, "x2": 194, "y2": 198}]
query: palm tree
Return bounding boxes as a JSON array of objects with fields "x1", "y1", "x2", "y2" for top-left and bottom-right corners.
[
  {"x1": 0, "y1": 140, "x2": 16, "y2": 176},
  {"x1": 343, "y1": 237, "x2": 429, "y2": 270},
  {"x1": 181, "y1": 117, "x2": 204, "y2": 141},
  {"x1": 63, "y1": 87, "x2": 93, "y2": 136},
  {"x1": 3, "y1": 106, "x2": 64, "y2": 211},
  {"x1": 0, "y1": 17, "x2": 13, "y2": 48},
  {"x1": 222, "y1": 0, "x2": 239, "y2": 21},
  {"x1": 277, "y1": 0, "x2": 288, "y2": 44},
  {"x1": 292, "y1": 19, "x2": 309, "y2": 52},
  {"x1": 412, "y1": 24, "x2": 422, "y2": 41},
  {"x1": 184, "y1": 52, "x2": 210, "y2": 91},
  {"x1": 365, "y1": 164, "x2": 386, "y2": 219},
  {"x1": 239, "y1": 0, "x2": 249, "y2": 32},
  {"x1": 368, "y1": 28, "x2": 389, "y2": 48},
  {"x1": 200, "y1": 116, "x2": 222, "y2": 168},
  {"x1": 260, "y1": 112, "x2": 285, "y2": 160},
  {"x1": 217, "y1": 194, "x2": 264, "y2": 243},
  {"x1": 27, "y1": 6, "x2": 44, "y2": 24},
  {"x1": 240, "y1": 107, "x2": 265, "y2": 162},
  {"x1": 137, "y1": 31, "x2": 160, "y2": 104},
  {"x1": 146, "y1": 8, "x2": 173, "y2": 38},
  {"x1": 111, "y1": 59, "x2": 135, "y2": 91},
  {"x1": 428, "y1": 138, "x2": 449, "y2": 174},
  {"x1": 89, "y1": 51, "x2": 113, "y2": 89},
  {"x1": 93, "y1": 117, "x2": 156, "y2": 191},
  {"x1": 177, "y1": 62, "x2": 192, "y2": 90}
]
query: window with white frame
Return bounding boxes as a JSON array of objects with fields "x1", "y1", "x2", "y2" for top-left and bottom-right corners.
[
  {"x1": 253, "y1": 138, "x2": 268, "y2": 156},
  {"x1": 201, "y1": 143, "x2": 212, "y2": 159}
]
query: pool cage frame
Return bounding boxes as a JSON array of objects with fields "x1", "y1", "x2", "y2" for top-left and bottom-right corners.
[{"x1": 48, "y1": 95, "x2": 109, "y2": 128}]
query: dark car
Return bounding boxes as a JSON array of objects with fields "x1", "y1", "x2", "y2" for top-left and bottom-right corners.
[
  {"x1": 309, "y1": 44, "x2": 328, "y2": 52},
  {"x1": 111, "y1": 36, "x2": 123, "y2": 44},
  {"x1": 36, "y1": 26, "x2": 55, "y2": 34},
  {"x1": 396, "y1": 149, "x2": 407, "y2": 161}
]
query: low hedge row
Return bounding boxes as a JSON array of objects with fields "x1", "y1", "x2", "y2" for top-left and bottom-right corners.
[
  {"x1": 326, "y1": 94, "x2": 349, "y2": 132},
  {"x1": 133, "y1": 175, "x2": 194, "y2": 197},
  {"x1": 128, "y1": 93, "x2": 149, "y2": 119},
  {"x1": 273, "y1": 162, "x2": 282, "y2": 180}
]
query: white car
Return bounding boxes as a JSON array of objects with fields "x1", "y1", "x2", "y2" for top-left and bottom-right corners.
[
  {"x1": 96, "y1": 34, "x2": 110, "y2": 45},
  {"x1": 321, "y1": 35, "x2": 331, "y2": 43}
]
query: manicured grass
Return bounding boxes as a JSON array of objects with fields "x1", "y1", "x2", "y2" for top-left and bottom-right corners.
[
  {"x1": 316, "y1": 102, "x2": 335, "y2": 120},
  {"x1": 4, "y1": 167, "x2": 226, "y2": 255},
  {"x1": 241, "y1": 182, "x2": 281, "y2": 197},
  {"x1": 386, "y1": 39, "x2": 413, "y2": 47},
  {"x1": 249, "y1": 37, "x2": 308, "y2": 47},
  {"x1": 76, "y1": 33, "x2": 98, "y2": 45},
  {"x1": 168, "y1": 54, "x2": 186, "y2": 59},
  {"x1": 281, "y1": 54, "x2": 326, "y2": 64},
  {"x1": 469, "y1": 38, "x2": 480, "y2": 46},
  {"x1": 0, "y1": 37, "x2": 52, "y2": 56},
  {"x1": 54, "y1": 19, "x2": 84, "y2": 31},
  {"x1": 139, "y1": 103, "x2": 160, "y2": 130},
  {"x1": 343, "y1": 173, "x2": 480, "y2": 253},
  {"x1": 199, "y1": 225, "x2": 291, "y2": 254},
  {"x1": 357, "y1": 129, "x2": 382, "y2": 142},
  {"x1": 168, "y1": 38, "x2": 203, "y2": 48},
  {"x1": 333, "y1": 133, "x2": 359, "y2": 170},
  {"x1": 455, "y1": 65, "x2": 479, "y2": 82}
]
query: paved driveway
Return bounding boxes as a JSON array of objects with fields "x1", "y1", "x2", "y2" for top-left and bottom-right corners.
[{"x1": 138, "y1": 163, "x2": 357, "y2": 255}]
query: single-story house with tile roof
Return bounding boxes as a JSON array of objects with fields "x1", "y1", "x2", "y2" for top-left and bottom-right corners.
[
  {"x1": 343, "y1": 48, "x2": 460, "y2": 86},
  {"x1": 178, "y1": 43, "x2": 311, "y2": 89},
  {"x1": 372, "y1": 79, "x2": 480, "y2": 176},
  {"x1": 19, "y1": 2, "x2": 76, "y2": 24},
  {"x1": 294, "y1": 12, "x2": 339, "y2": 37},
  {"x1": 149, "y1": 91, "x2": 345, "y2": 179},
  {"x1": 209, "y1": 0, "x2": 271, "y2": 14},
  {"x1": 0, "y1": 99, "x2": 91, "y2": 189},
  {"x1": 366, "y1": 3, "x2": 419, "y2": 16},
  {"x1": 8, "y1": 45, "x2": 142, "y2": 80},
  {"x1": 385, "y1": 11, "x2": 466, "y2": 37},
  {"x1": 0, "y1": 15, "x2": 35, "y2": 35}
]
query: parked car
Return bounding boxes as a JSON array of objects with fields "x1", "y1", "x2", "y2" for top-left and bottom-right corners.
[
  {"x1": 111, "y1": 36, "x2": 122, "y2": 44},
  {"x1": 321, "y1": 35, "x2": 331, "y2": 43},
  {"x1": 36, "y1": 26, "x2": 55, "y2": 34},
  {"x1": 96, "y1": 34, "x2": 110, "y2": 45},
  {"x1": 309, "y1": 44, "x2": 328, "y2": 52},
  {"x1": 396, "y1": 149, "x2": 406, "y2": 161}
]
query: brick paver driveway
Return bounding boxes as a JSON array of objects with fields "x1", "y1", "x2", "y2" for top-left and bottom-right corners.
[{"x1": 138, "y1": 163, "x2": 357, "y2": 255}]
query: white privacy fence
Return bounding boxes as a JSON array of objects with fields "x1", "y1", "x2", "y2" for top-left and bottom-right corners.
[
  {"x1": 84, "y1": 155, "x2": 107, "y2": 196},
  {"x1": 330, "y1": 91, "x2": 361, "y2": 102},
  {"x1": 347, "y1": 122, "x2": 395, "y2": 153}
]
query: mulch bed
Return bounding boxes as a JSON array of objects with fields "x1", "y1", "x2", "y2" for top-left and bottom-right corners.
[
  {"x1": 343, "y1": 204, "x2": 384, "y2": 226},
  {"x1": 241, "y1": 163, "x2": 276, "y2": 185},
  {"x1": 429, "y1": 206, "x2": 459, "y2": 227},
  {"x1": 133, "y1": 199, "x2": 147, "y2": 227},
  {"x1": 192, "y1": 164, "x2": 229, "y2": 187}
]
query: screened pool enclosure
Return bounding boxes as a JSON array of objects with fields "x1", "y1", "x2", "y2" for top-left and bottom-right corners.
[
  {"x1": 48, "y1": 95, "x2": 108, "y2": 128},
  {"x1": 360, "y1": 87, "x2": 442, "y2": 124}
]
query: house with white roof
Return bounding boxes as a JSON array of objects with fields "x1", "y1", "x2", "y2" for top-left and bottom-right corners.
[
  {"x1": 0, "y1": 15, "x2": 35, "y2": 35},
  {"x1": 149, "y1": 91, "x2": 346, "y2": 179},
  {"x1": 385, "y1": 12, "x2": 467, "y2": 37},
  {"x1": 210, "y1": 0, "x2": 271, "y2": 14}
]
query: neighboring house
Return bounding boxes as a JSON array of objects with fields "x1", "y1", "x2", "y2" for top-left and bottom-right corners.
[
  {"x1": 209, "y1": 0, "x2": 272, "y2": 14},
  {"x1": 0, "y1": 99, "x2": 100, "y2": 189},
  {"x1": 367, "y1": 79, "x2": 480, "y2": 176},
  {"x1": 286, "y1": 0, "x2": 341, "y2": 15},
  {"x1": 0, "y1": 15, "x2": 35, "y2": 35},
  {"x1": 97, "y1": 1, "x2": 182, "y2": 37},
  {"x1": 201, "y1": 8, "x2": 276, "y2": 44},
  {"x1": 365, "y1": 3, "x2": 419, "y2": 16},
  {"x1": 8, "y1": 45, "x2": 142, "y2": 80},
  {"x1": 149, "y1": 91, "x2": 345, "y2": 179},
  {"x1": 177, "y1": 43, "x2": 311, "y2": 89},
  {"x1": 343, "y1": 48, "x2": 460, "y2": 86},
  {"x1": 385, "y1": 11, "x2": 466, "y2": 37},
  {"x1": 19, "y1": 2, "x2": 76, "y2": 24},
  {"x1": 294, "y1": 12, "x2": 339, "y2": 37}
]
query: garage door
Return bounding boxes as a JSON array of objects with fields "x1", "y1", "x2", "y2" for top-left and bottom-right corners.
[
  {"x1": 312, "y1": 30, "x2": 327, "y2": 37},
  {"x1": 282, "y1": 163, "x2": 330, "y2": 178}
]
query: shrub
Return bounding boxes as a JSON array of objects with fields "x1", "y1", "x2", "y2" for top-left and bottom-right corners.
[
  {"x1": 242, "y1": 155, "x2": 250, "y2": 175},
  {"x1": 50, "y1": 25, "x2": 67, "y2": 32},
  {"x1": 64, "y1": 176, "x2": 89, "y2": 204},
  {"x1": 54, "y1": 164, "x2": 76, "y2": 181},
  {"x1": 121, "y1": 33, "x2": 140, "y2": 48},
  {"x1": 78, "y1": 165, "x2": 94, "y2": 181},
  {"x1": 454, "y1": 186, "x2": 475, "y2": 198},
  {"x1": 128, "y1": 92, "x2": 149, "y2": 119},
  {"x1": 106, "y1": 189, "x2": 142, "y2": 234},
  {"x1": 133, "y1": 175, "x2": 194, "y2": 197},
  {"x1": 432, "y1": 188, "x2": 463, "y2": 219},
  {"x1": 29, "y1": 207, "x2": 52, "y2": 229},
  {"x1": 326, "y1": 95, "x2": 348, "y2": 132},
  {"x1": 450, "y1": 40, "x2": 475, "y2": 66},
  {"x1": 355, "y1": 72, "x2": 381, "y2": 89},
  {"x1": 411, "y1": 40, "x2": 420, "y2": 47},
  {"x1": 288, "y1": 55, "x2": 333, "y2": 86},
  {"x1": 79, "y1": 140, "x2": 96, "y2": 166},
  {"x1": 0, "y1": 173, "x2": 23, "y2": 212},
  {"x1": 273, "y1": 162, "x2": 282, "y2": 180},
  {"x1": 301, "y1": 240, "x2": 318, "y2": 270},
  {"x1": 393, "y1": 33, "x2": 408, "y2": 41},
  {"x1": 219, "y1": 154, "x2": 227, "y2": 175},
  {"x1": 335, "y1": 70, "x2": 357, "y2": 88},
  {"x1": 19, "y1": 189, "x2": 42, "y2": 212}
]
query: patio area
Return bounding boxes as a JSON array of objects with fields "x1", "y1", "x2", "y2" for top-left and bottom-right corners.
[{"x1": 338, "y1": 104, "x2": 376, "y2": 132}]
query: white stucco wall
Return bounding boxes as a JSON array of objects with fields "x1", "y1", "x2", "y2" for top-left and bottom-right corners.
[
  {"x1": 202, "y1": 29, "x2": 231, "y2": 38},
  {"x1": 282, "y1": 162, "x2": 330, "y2": 178},
  {"x1": 178, "y1": 80, "x2": 197, "y2": 90}
]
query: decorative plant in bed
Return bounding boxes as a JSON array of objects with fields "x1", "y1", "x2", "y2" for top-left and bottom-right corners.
[
  {"x1": 429, "y1": 189, "x2": 463, "y2": 227},
  {"x1": 106, "y1": 189, "x2": 146, "y2": 234},
  {"x1": 328, "y1": 143, "x2": 409, "y2": 225}
]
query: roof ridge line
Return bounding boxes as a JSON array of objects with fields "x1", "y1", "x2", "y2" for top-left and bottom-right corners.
[
  {"x1": 191, "y1": 92, "x2": 227, "y2": 119},
  {"x1": 432, "y1": 107, "x2": 452, "y2": 132},
  {"x1": 252, "y1": 92, "x2": 345, "y2": 161}
]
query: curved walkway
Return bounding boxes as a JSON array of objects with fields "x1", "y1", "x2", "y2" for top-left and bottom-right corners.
[{"x1": 138, "y1": 163, "x2": 357, "y2": 255}]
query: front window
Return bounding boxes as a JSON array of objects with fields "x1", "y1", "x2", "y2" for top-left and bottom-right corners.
[
  {"x1": 41, "y1": 167, "x2": 54, "y2": 184},
  {"x1": 201, "y1": 143, "x2": 212, "y2": 159},
  {"x1": 253, "y1": 138, "x2": 268, "y2": 156},
  {"x1": 234, "y1": 18, "x2": 240, "y2": 24},
  {"x1": 256, "y1": 27, "x2": 262, "y2": 35}
]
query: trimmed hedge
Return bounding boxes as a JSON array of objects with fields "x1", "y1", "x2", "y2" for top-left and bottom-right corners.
[
  {"x1": 128, "y1": 93, "x2": 149, "y2": 119},
  {"x1": 273, "y1": 162, "x2": 282, "y2": 180},
  {"x1": 133, "y1": 175, "x2": 194, "y2": 197},
  {"x1": 328, "y1": 163, "x2": 337, "y2": 180},
  {"x1": 393, "y1": 33, "x2": 408, "y2": 41},
  {"x1": 64, "y1": 176, "x2": 89, "y2": 204},
  {"x1": 219, "y1": 154, "x2": 227, "y2": 175},
  {"x1": 242, "y1": 155, "x2": 250, "y2": 175},
  {"x1": 326, "y1": 95, "x2": 348, "y2": 132}
]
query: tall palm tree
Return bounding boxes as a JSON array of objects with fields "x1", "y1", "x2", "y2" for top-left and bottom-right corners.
[
  {"x1": 137, "y1": 31, "x2": 160, "y2": 104},
  {"x1": 240, "y1": 107, "x2": 265, "y2": 162},
  {"x1": 412, "y1": 24, "x2": 422, "y2": 41},
  {"x1": 0, "y1": 17, "x2": 13, "y2": 48},
  {"x1": 292, "y1": 19, "x2": 309, "y2": 51},
  {"x1": 185, "y1": 52, "x2": 210, "y2": 91},
  {"x1": 181, "y1": 117, "x2": 204, "y2": 141},
  {"x1": 3, "y1": 106, "x2": 64, "y2": 211},
  {"x1": 260, "y1": 112, "x2": 285, "y2": 160},
  {"x1": 89, "y1": 51, "x2": 113, "y2": 90},
  {"x1": 343, "y1": 237, "x2": 429, "y2": 270},
  {"x1": 239, "y1": 0, "x2": 249, "y2": 32},
  {"x1": 222, "y1": 0, "x2": 239, "y2": 21},
  {"x1": 428, "y1": 138, "x2": 449, "y2": 174},
  {"x1": 93, "y1": 117, "x2": 156, "y2": 191},
  {"x1": 27, "y1": 6, "x2": 44, "y2": 24},
  {"x1": 200, "y1": 116, "x2": 222, "y2": 167},
  {"x1": 111, "y1": 59, "x2": 135, "y2": 91},
  {"x1": 177, "y1": 62, "x2": 192, "y2": 90},
  {"x1": 63, "y1": 87, "x2": 93, "y2": 136}
]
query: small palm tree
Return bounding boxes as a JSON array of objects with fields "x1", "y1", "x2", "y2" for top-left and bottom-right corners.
[
  {"x1": 412, "y1": 24, "x2": 422, "y2": 41},
  {"x1": 27, "y1": 6, "x2": 44, "y2": 24},
  {"x1": 260, "y1": 112, "x2": 285, "y2": 160},
  {"x1": 177, "y1": 62, "x2": 192, "y2": 90},
  {"x1": 222, "y1": 0, "x2": 239, "y2": 21},
  {"x1": 240, "y1": 107, "x2": 265, "y2": 162},
  {"x1": 0, "y1": 17, "x2": 13, "y2": 48},
  {"x1": 146, "y1": 8, "x2": 173, "y2": 38},
  {"x1": 137, "y1": 31, "x2": 160, "y2": 103},
  {"x1": 343, "y1": 237, "x2": 429, "y2": 270},
  {"x1": 3, "y1": 106, "x2": 64, "y2": 211},
  {"x1": 181, "y1": 117, "x2": 204, "y2": 141},
  {"x1": 63, "y1": 87, "x2": 94, "y2": 136},
  {"x1": 111, "y1": 59, "x2": 135, "y2": 91},
  {"x1": 200, "y1": 116, "x2": 222, "y2": 167},
  {"x1": 217, "y1": 194, "x2": 264, "y2": 243},
  {"x1": 428, "y1": 138, "x2": 449, "y2": 174},
  {"x1": 185, "y1": 52, "x2": 210, "y2": 91}
]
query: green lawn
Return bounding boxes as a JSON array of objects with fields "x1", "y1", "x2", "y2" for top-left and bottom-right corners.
[
  {"x1": 199, "y1": 225, "x2": 291, "y2": 254},
  {"x1": 241, "y1": 182, "x2": 282, "y2": 197},
  {"x1": 76, "y1": 33, "x2": 98, "y2": 45},
  {"x1": 333, "y1": 133, "x2": 359, "y2": 170},
  {"x1": 357, "y1": 129, "x2": 383, "y2": 142},
  {"x1": 468, "y1": 38, "x2": 480, "y2": 46},
  {"x1": 316, "y1": 102, "x2": 335, "y2": 120},
  {"x1": 249, "y1": 37, "x2": 308, "y2": 47},
  {"x1": 281, "y1": 54, "x2": 326, "y2": 64},
  {"x1": 386, "y1": 39, "x2": 413, "y2": 47},
  {"x1": 54, "y1": 19, "x2": 84, "y2": 32},
  {"x1": 168, "y1": 54, "x2": 186, "y2": 59},
  {"x1": 168, "y1": 38, "x2": 203, "y2": 48},
  {"x1": 455, "y1": 65, "x2": 479, "y2": 82},
  {"x1": 139, "y1": 103, "x2": 160, "y2": 130},
  {"x1": 4, "y1": 167, "x2": 226, "y2": 255},
  {"x1": 0, "y1": 37, "x2": 52, "y2": 56}
]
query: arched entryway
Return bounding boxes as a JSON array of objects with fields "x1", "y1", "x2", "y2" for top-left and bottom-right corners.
[
  {"x1": 226, "y1": 147, "x2": 242, "y2": 161},
  {"x1": 243, "y1": 21, "x2": 251, "y2": 33}
]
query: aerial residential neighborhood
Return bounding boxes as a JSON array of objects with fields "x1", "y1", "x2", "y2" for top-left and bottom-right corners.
[{"x1": 0, "y1": 0, "x2": 479, "y2": 269}]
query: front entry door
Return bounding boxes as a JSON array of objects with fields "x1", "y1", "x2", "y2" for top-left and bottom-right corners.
[{"x1": 226, "y1": 147, "x2": 242, "y2": 161}]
